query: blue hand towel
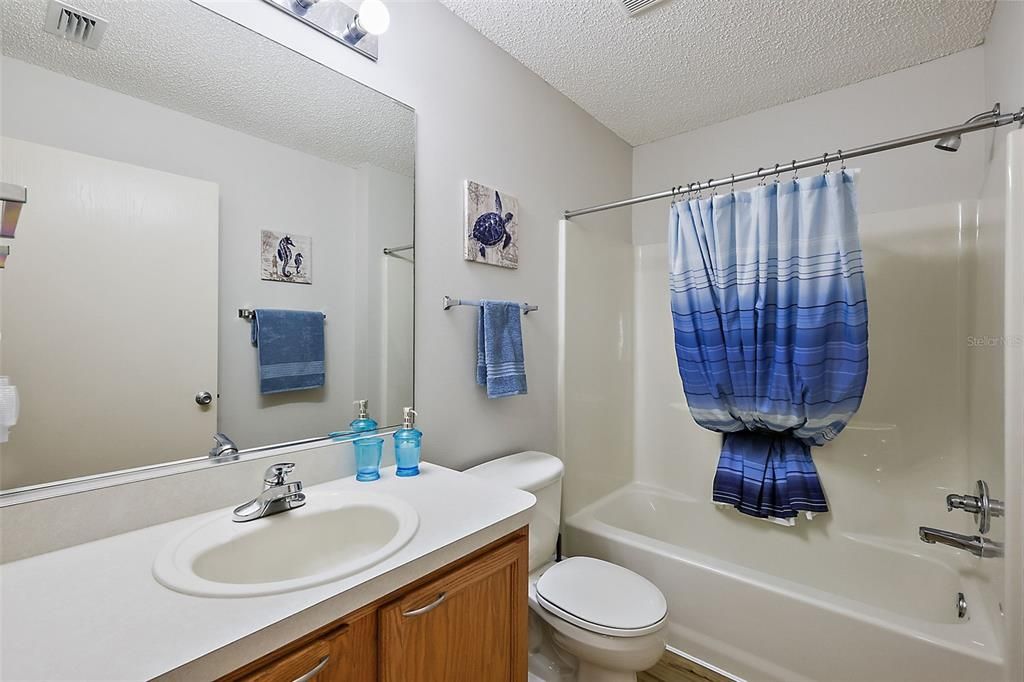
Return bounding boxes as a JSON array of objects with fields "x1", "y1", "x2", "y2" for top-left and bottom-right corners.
[
  {"x1": 476, "y1": 300, "x2": 527, "y2": 399},
  {"x1": 250, "y1": 309, "x2": 325, "y2": 394}
]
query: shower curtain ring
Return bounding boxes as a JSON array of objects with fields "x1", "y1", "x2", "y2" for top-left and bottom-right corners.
[
  {"x1": 791, "y1": 160, "x2": 798, "y2": 183},
  {"x1": 730, "y1": 173, "x2": 736, "y2": 195},
  {"x1": 773, "y1": 163, "x2": 781, "y2": 184},
  {"x1": 822, "y1": 152, "x2": 830, "y2": 175},
  {"x1": 757, "y1": 168, "x2": 766, "y2": 186},
  {"x1": 709, "y1": 178, "x2": 715, "y2": 197},
  {"x1": 837, "y1": 149, "x2": 846, "y2": 171}
]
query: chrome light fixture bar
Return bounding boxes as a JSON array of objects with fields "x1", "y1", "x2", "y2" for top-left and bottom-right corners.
[
  {"x1": 0, "y1": 182, "x2": 28, "y2": 268},
  {"x1": 260, "y1": 0, "x2": 390, "y2": 62}
]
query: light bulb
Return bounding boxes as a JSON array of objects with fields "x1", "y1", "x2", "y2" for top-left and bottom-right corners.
[{"x1": 357, "y1": 0, "x2": 390, "y2": 36}]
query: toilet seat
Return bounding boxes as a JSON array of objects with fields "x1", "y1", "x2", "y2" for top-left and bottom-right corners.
[{"x1": 535, "y1": 557, "x2": 667, "y2": 638}]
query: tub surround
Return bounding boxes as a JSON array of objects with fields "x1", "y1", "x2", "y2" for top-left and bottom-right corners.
[{"x1": 0, "y1": 463, "x2": 535, "y2": 681}]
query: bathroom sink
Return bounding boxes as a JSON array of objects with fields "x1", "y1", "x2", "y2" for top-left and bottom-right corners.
[{"x1": 153, "y1": 491, "x2": 419, "y2": 597}]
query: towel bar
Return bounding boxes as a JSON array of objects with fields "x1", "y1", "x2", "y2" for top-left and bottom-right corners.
[
  {"x1": 238, "y1": 309, "x2": 326, "y2": 321},
  {"x1": 442, "y1": 296, "x2": 537, "y2": 314}
]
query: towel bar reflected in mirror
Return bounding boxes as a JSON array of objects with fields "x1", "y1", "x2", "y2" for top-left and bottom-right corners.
[{"x1": 238, "y1": 309, "x2": 327, "y2": 321}]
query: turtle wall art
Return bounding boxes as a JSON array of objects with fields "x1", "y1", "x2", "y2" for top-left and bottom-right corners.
[
  {"x1": 464, "y1": 180, "x2": 519, "y2": 269},
  {"x1": 261, "y1": 229, "x2": 312, "y2": 284}
]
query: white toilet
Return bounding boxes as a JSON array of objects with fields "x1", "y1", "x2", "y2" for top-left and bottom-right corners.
[{"x1": 466, "y1": 451, "x2": 667, "y2": 682}]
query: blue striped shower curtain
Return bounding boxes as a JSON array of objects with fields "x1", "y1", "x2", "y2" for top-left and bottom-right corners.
[{"x1": 669, "y1": 171, "x2": 868, "y2": 524}]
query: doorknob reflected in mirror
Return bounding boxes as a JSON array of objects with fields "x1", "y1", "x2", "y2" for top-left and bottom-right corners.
[{"x1": 195, "y1": 391, "x2": 213, "y2": 406}]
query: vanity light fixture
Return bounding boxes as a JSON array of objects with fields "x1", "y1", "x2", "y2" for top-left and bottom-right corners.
[
  {"x1": 0, "y1": 182, "x2": 28, "y2": 268},
  {"x1": 261, "y1": 0, "x2": 390, "y2": 62}
]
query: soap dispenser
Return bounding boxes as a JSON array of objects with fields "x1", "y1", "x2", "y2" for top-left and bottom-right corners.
[
  {"x1": 350, "y1": 399, "x2": 378, "y2": 433},
  {"x1": 329, "y1": 399, "x2": 378, "y2": 441},
  {"x1": 393, "y1": 407, "x2": 421, "y2": 477}
]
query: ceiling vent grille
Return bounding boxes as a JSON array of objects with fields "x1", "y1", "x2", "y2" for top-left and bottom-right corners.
[
  {"x1": 43, "y1": 0, "x2": 108, "y2": 49},
  {"x1": 619, "y1": 0, "x2": 670, "y2": 17}
]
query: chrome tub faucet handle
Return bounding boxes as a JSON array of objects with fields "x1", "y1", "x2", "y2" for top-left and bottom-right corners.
[{"x1": 945, "y1": 480, "x2": 1004, "y2": 534}]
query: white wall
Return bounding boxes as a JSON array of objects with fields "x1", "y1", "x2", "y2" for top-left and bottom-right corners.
[
  {"x1": 196, "y1": 0, "x2": 633, "y2": 471},
  {"x1": 0, "y1": 57, "x2": 363, "y2": 450}
]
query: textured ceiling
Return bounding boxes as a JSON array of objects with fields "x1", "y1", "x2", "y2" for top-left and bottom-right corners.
[
  {"x1": 440, "y1": 0, "x2": 995, "y2": 146},
  {"x1": 1, "y1": 0, "x2": 414, "y2": 175}
]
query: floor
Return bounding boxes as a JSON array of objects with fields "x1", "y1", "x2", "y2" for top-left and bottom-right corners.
[{"x1": 639, "y1": 650, "x2": 735, "y2": 682}]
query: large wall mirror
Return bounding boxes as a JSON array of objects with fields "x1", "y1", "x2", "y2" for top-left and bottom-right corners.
[{"x1": 0, "y1": 0, "x2": 415, "y2": 492}]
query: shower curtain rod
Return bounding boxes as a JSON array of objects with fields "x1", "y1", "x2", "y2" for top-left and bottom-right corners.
[{"x1": 563, "y1": 105, "x2": 1024, "y2": 219}]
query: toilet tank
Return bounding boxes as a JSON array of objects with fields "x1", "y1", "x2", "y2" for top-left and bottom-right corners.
[{"x1": 464, "y1": 451, "x2": 563, "y2": 571}]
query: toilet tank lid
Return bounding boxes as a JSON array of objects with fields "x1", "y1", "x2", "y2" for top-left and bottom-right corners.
[{"x1": 463, "y1": 451, "x2": 563, "y2": 492}]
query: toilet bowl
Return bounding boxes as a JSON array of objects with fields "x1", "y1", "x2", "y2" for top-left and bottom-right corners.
[{"x1": 466, "y1": 452, "x2": 667, "y2": 682}]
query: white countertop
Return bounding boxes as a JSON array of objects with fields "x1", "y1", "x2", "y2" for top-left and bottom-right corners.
[{"x1": 0, "y1": 463, "x2": 535, "y2": 681}]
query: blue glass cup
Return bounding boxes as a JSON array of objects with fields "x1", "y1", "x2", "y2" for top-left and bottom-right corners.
[{"x1": 354, "y1": 437, "x2": 384, "y2": 482}]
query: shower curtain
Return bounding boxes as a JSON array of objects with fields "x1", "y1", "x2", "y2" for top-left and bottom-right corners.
[{"x1": 669, "y1": 171, "x2": 868, "y2": 524}]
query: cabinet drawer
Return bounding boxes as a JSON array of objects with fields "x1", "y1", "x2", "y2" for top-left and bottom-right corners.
[
  {"x1": 225, "y1": 610, "x2": 376, "y2": 682},
  {"x1": 241, "y1": 635, "x2": 331, "y2": 682}
]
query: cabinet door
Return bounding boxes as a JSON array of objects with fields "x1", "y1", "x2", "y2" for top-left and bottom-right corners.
[
  {"x1": 228, "y1": 609, "x2": 376, "y2": 682},
  {"x1": 379, "y1": 536, "x2": 528, "y2": 682}
]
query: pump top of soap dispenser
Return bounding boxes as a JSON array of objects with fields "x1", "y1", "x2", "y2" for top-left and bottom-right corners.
[
  {"x1": 350, "y1": 399, "x2": 378, "y2": 433},
  {"x1": 401, "y1": 407, "x2": 417, "y2": 429}
]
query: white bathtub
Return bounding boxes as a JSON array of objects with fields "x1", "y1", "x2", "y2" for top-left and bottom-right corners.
[{"x1": 565, "y1": 483, "x2": 1004, "y2": 682}]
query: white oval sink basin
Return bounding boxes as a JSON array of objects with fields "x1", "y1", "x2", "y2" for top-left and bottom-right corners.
[{"x1": 153, "y1": 491, "x2": 419, "y2": 598}]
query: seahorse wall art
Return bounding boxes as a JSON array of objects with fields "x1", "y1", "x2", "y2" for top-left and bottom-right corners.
[{"x1": 261, "y1": 229, "x2": 313, "y2": 284}]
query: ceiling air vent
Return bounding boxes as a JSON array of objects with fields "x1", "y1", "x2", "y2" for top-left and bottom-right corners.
[
  {"x1": 43, "y1": 0, "x2": 108, "y2": 50},
  {"x1": 619, "y1": 0, "x2": 670, "y2": 17}
]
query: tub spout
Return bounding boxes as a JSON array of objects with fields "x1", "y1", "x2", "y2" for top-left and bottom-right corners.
[{"x1": 918, "y1": 526, "x2": 1004, "y2": 558}]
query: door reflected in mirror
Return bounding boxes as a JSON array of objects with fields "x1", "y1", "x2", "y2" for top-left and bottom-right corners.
[{"x1": 0, "y1": 0, "x2": 414, "y2": 491}]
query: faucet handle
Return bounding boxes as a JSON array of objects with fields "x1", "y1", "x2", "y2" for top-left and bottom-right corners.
[
  {"x1": 264, "y1": 462, "x2": 296, "y2": 487},
  {"x1": 946, "y1": 493, "x2": 979, "y2": 513},
  {"x1": 946, "y1": 480, "x2": 1003, "y2": 534}
]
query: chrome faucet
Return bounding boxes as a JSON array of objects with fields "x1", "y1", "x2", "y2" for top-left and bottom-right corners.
[
  {"x1": 233, "y1": 462, "x2": 306, "y2": 522},
  {"x1": 919, "y1": 527, "x2": 1004, "y2": 558},
  {"x1": 210, "y1": 432, "x2": 239, "y2": 460},
  {"x1": 946, "y1": 480, "x2": 1004, "y2": 534}
]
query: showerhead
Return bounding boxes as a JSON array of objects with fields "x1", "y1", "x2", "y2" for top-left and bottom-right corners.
[{"x1": 934, "y1": 103, "x2": 1001, "y2": 152}]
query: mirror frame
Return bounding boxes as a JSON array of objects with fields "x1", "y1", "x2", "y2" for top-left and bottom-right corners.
[{"x1": 0, "y1": 1, "x2": 416, "y2": 506}]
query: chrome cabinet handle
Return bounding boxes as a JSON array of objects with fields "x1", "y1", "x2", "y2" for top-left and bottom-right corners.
[
  {"x1": 195, "y1": 391, "x2": 213, "y2": 405},
  {"x1": 402, "y1": 592, "x2": 447, "y2": 617},
  {"x1": 292, "y1": 655, "x2": 329, "y2": 682}
]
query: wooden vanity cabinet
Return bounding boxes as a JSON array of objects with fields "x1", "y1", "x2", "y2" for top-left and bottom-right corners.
[
  {"x1": 379, "y1": 536, "x2": 526, "y2": 682},
  {"x1": 219, "y1": 528, "x2": 528, "y2": 682}
]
